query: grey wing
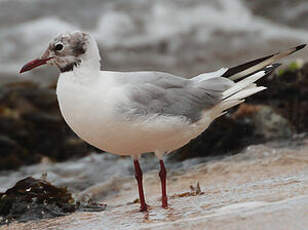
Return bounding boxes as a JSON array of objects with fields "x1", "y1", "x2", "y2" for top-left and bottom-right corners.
[{"x1": 117, "y1": 71, "x2": 234, "y2": 122}]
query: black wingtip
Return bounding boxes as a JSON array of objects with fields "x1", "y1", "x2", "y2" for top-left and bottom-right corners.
[
  {"x1": 264, "y1": 63, "x2": 281, "y2": 75},
  {"x1": 272, "y1": 63, "x2": 282, "y2": 69},
  {"x1": 295, "y1": 44, "x2": 306, "y2": 51}
]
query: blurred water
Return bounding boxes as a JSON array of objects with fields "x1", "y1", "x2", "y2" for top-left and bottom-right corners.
[
  {"x1": 0, "y1": 152, "x2": 203, "y2": 199},
  {"x1": 0, "y1": 0, "x2": 307, "y2": 85}
]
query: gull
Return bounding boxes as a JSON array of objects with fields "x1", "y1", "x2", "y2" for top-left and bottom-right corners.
[{"x1": 20, "y1": 31, "x2": 305, "y2": 212}]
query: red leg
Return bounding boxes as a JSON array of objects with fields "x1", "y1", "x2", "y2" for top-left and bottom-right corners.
[
  {"x1": 159, "y1": 160, "x2": 168, "y2": 208},
  {"x1": 133, "y1": 159, "x2": 148, "y2": 212}
]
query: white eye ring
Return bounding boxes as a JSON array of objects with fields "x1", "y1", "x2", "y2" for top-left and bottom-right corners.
[{"x1": 54, "y1": 42, "x2": 64, "y2": 51}]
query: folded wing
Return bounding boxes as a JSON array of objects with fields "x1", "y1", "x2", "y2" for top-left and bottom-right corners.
[{"x1": 117, "y1": 44, "x2": 306, "y2": 123}]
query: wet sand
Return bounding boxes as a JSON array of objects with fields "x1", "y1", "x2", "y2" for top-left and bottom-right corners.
[{"x1": 2, "y1": 138, "x2": 308, "y2": 230}]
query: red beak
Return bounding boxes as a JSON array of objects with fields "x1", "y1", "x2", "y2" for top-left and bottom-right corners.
[{"x1": 19, "y1": 57, "x2": 53, "y2": 74}]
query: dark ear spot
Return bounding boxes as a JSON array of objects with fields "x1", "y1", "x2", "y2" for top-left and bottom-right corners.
[{"x1": 73, "y1": 41, "x2": 86, "y2": 56}]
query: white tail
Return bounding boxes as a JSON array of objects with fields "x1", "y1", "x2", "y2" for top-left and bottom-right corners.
[
  {"x1": 222, "y1": 71, "x2": 266, "y2": 100},
  {"x1": 212, "y1": 68, "x2": 271, "y2": 117}
]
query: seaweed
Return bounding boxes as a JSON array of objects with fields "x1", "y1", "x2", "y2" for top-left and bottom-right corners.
[{"x1": 0, "y1": 177, "x2": 106, "y2": 225}]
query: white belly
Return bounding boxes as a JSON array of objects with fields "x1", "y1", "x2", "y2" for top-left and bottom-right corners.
[{"x1": 56, "y1": 74, "x2": 213, "y2": 156}]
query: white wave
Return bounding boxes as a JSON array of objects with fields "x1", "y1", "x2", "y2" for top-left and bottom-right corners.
[
  {"x1": 94, "y1": 0, "x2": 308, "y2": 50},
  {"x1": 0, "y1": 17, "x2": 77, "y2": 76},
  {"x1": 0, "y1": 0, "x2": 307, "y2": 82}
]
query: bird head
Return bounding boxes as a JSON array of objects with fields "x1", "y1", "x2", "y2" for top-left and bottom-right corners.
[{"x1": 20, "y1": 31, "x2": 101, "y2": 74}]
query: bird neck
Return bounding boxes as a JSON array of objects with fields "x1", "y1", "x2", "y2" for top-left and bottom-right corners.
[{"x1": 78, "y1": 37, "x2": 101, "y2": 72}]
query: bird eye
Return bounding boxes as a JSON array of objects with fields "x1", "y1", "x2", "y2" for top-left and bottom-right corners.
[{"x1": 55, "y1": 43, "x2": 64, "y2": 51}]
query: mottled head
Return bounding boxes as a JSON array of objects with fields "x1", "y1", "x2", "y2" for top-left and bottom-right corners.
[{"x1": 20, "y1": 31, "x2": 101, "y2": 74}]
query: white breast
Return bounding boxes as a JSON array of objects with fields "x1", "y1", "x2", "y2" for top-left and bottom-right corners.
[{"x1": 56, "y1": 72, "x2": 117, "y2": 151}]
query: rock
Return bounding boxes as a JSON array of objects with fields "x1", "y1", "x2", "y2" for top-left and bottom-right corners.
[
  {"x1": 247, "y1": 62, "x2": 308, "y2": 133},
  {"x1": 0, "y1": 81, "x2": 99, "y2": 171},
  {"x1": 233, "y1": 104, "x2": 292, "y2": 139},
  {"x1": 0, "y1": 177, "x2": 77, "y2": 224},
  {"x1": 252, "y1": 105, "x2": 292, "y2": 139},
  {"x1": 0, "y1": 135, "x2": 29, "y2": 170},
  {"x1": 0, "y1": 177, "x2": 106, "y2": 225}
]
